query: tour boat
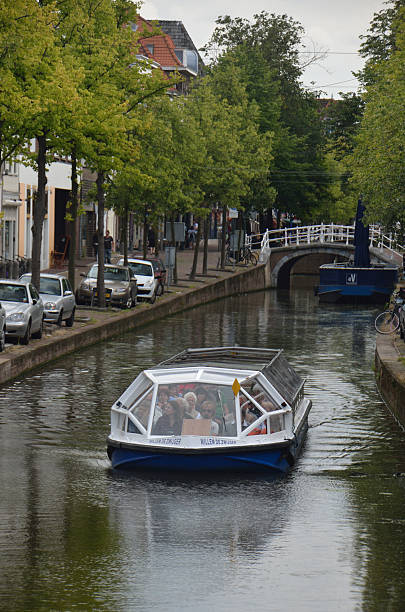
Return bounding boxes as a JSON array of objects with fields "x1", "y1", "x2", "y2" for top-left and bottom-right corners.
[{"x1": 107, "y1": 346, "x2": 312, "y2": 473}]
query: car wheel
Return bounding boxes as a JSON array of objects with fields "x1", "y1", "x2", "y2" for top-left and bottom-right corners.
[
  {"x1": 65, "y1": 307, "x2": 75, "y2": 327},
  {"x1": 122, "y1": 295, "x2": 132, "y2": 310},
  {"x1": 156, "y1": 283, "x2": 164, "y2": 296},
  {"x1": 57, "y1": 311, "x2": 63, "y2": 326},
  {"x1": 20, "y1": 321, "x2": 31, "y2": 345},
  {"x1": 32, "y1": 319, "x2": 43, "y2": 340},
  {"x1": 149, "y1": 291, "x2": 156, "y2": 304}
]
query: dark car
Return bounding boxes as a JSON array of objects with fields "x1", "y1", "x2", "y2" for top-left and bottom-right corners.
[{"x1": 148, "y1": 257, "x2": 166, "y2": 295}]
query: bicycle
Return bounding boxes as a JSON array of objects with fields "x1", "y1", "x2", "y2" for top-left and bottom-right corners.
[
  {"x1": 224, "y1": 246, "x2": 258, "y2": 267},
  {"x1": 375, "y1": 291, "x2": 404, "y2": 334}
]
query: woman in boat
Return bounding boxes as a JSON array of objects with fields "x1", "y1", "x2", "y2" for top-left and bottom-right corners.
[
  {"x1": 152, "y1": 399, "x2": 182, "y2": 436},
  {"x1": 183, "y1": 391, "x2": 199, "y2": 418}
]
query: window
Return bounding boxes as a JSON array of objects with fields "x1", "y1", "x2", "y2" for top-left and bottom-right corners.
[
  {"x1": 239, "y1": 378, "x2": 283, "y2": 434},
  {"x1": 150, "y1": 382, "x2": 237, "y2": 437},
  {"x1": 146, "y1": 44, "x2": 154, "y2": 55},
  {"x1": 126, "y1": 384, "x2": 154, "y2": 433}
]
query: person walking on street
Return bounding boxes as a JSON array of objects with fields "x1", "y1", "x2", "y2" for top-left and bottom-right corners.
[{"x1": 104, "y1": 230, "x2": 113, "y2": 264}]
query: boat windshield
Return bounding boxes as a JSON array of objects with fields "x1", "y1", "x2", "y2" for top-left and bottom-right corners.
[
  {"x1": 150, "y1": 382, "x2": 237, "y2": 437},
  {"x1": 124, "y1": 377, "x2": 285, "y2": 438}
]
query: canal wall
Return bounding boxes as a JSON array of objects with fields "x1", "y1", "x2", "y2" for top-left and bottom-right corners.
[
  {"x1": 0, "y1": 262, "x2": 270, "y2": 386},
  {"x1": 375, "y1": 334, "x2": 405, "y2": 429}
]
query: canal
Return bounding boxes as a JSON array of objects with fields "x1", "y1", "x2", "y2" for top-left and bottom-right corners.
[{"x1": 1, "y1": 289, "x2": 405, "y2": 611}]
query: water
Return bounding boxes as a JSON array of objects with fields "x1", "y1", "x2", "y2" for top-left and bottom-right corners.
[{"x1": 1, "y1": 289, "x2": 405, "y2": 611}]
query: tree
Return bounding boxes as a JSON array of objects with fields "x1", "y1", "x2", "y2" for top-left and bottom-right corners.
[
  {"x1": 351, "y1": 9, "x2": 405, "y2": 236},
  {"x1": 204, "y1": 12, "x2": 333, "y2": 226},
  {"x1": 357, "y1": 0, "x2": 405, "y2": 86}
]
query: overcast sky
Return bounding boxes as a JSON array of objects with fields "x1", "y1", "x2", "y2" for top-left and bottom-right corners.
[{"x1": 141, "y1": 0, "x2": 387, "y2": 98}]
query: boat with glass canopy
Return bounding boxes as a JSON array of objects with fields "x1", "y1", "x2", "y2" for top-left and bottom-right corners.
[{"x1": 107, "y1": 346, "x2": 312, "y2": 473}]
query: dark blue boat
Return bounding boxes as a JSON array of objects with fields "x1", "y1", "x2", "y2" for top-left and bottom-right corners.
[
  {"x1": 317, "y1": 200, "x2": 398, "y2": 303},
  {"x1": 107, "y1": 347, "x2": 312, "y2": 474}
]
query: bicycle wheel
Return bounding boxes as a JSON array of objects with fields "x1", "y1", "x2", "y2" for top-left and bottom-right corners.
[
  {"x1": 248, "y1": 250, "x2": 258, "y2": 265},
  {"x1": 375, "y1": 311, "x2": 400, "y2": 334}
]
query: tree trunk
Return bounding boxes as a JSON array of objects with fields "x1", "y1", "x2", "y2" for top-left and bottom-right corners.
[
  {"x1": 202, "y1": 214, "x2": 209, "y2": 275},
  {"x1": 68, "y1": 149, "x2": 78, "y2": 292},
  {"x1": 153, "y1": 221, "x2": 159, "y2": 256},
  {"x1": 31, "y1": 134, "x2": 48, "y2": 291},
  {"x1": 96, "y1": 172, "x2": 105, "y2": 307},
  {"x1": 122, "y1": 202, "x2": 128, "y2": 266},
  {"x1": 189, "y1": 218, "x2": 201, "y2": 280},
  {"x1": 170, "y1": 217, "x2": 178, "y2": 284},
  {"x1": 220, "y1": 206, "x2": 227, "y2": 269},
  {"x1": 143, "y1": 206, "x2": 148, "y2": 259}
]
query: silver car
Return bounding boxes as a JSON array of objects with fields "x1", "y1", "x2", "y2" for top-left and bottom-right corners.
[
  {"x1": 0, "y1": 300, "x2": 5, "y2": 351},
  {"x1": 76, "y1": 264, "x2": 137, "y2": 309},
  {"x1": 20, "y1": 273, "x2": 76, "y2": 327},
  {"x1": 0, "y1": 280, "x2": 44, "y2": 345}
]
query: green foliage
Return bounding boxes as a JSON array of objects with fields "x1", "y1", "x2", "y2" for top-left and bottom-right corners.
[{"x1": 351, "y1": 8, "x2": 405, "y2": 235}]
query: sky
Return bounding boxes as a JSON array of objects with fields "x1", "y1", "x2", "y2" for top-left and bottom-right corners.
[{"x1": 141, "y1": 0, "x2": 387, "y2": 98}]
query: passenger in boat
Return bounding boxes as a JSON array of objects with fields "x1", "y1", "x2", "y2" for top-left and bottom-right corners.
[
  {"x1": 197, "y1": 401, "x2": 219, "y2": 435},
  {"x1": 175, "y1": 397, "x2": 194, "y2": 420},
  {"x1": 195, "y1": 386, "x2": 215, "y2": 411},
  {"x1": 183, "y1": 392, "x2": 199, "y2": 418},
  {"x1": 157, "y1": 387, "x2": 170, "y2": 410},
  {"x1": 152, "y1": 399, "x2": 182, "y2": 436},
  {"x1": 245, "y1": 407, "x2": 267, "y2": 435}
]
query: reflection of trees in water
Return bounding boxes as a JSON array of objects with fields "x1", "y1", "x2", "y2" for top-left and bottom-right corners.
[{"x1": 347, "y1": 466, "x2": 405, "y2": 611}]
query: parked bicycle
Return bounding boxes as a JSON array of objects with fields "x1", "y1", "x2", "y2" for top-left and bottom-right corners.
[
  {"x1": 375, "y1": 290, "x2": 404, "y2": 334},
  {"x1": 224, "y1": 246, "x2": 258, "y2": 267}
]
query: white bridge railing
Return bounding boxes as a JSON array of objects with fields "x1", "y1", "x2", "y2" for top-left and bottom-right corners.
[{"x1": 245, "y1": 224, "x2": 404, "y2": 264}]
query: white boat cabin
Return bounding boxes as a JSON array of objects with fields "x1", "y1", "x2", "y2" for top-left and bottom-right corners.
[{"x1": 110, "y1": 347, "x2": 306, "y2": 448}]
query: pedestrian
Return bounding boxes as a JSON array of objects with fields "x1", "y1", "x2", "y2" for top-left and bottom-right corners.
[
  {"x1": 92, "y1": 232, "x2": 98, "y2": 260},
  {"x1": 104, "y1": 230, "x2": 113, "y2": 264},
  {"x1": 147, "y1": 227, "x2": 155, "y2": 254}
]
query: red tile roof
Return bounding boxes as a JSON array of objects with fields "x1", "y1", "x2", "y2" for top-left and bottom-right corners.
[{"x1": 137, "y1": 16, "x2": 183, "y2": 69}]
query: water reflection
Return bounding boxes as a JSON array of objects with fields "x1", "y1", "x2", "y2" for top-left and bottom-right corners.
[{"x1": 1, "y1": 289, "x2": 405, "y2": 611}]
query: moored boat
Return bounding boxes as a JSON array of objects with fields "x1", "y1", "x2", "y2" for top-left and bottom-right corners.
[
  {"x1": 107, "y1": 346, "x2": 312, "y2": 474},
  {"x1": 317, "y1": 199, "x2": 398, "y2": 303}
]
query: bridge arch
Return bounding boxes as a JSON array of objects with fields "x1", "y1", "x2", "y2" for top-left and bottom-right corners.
[{"x1": 269, "y1": 244, "x2": 354, "y2": 289}]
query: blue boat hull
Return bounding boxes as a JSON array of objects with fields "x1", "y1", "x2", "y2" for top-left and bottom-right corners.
[
  {"x1": 317, "y1": 266, "x2": 397, "y2": 303},
  {"x1": 107, "y1": 420, "x2": 308, "y2": 474}
]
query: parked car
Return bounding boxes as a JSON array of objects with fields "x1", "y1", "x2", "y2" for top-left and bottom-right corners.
[
  {"x1": 76, "y1": 264, "x2": 137, "y2": 309},
  {"x1": 20, "y1": 273, "x2": 76, "y2": 327},
  {"x1": 118, "y1": 258, "x2": 159, "y2": 303},
  {"x1": 148, "y1": 257, "x2": 166, "y2": 295},
  {"x1": 0, "y1": 300, "x2": 5, "y2": 351},
  {"x1": 0, "y1": 280, "x2": 44, "y2": 345}
]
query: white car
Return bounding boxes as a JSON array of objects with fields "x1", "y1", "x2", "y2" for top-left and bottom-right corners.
[
  {"x1": 0, "y1": 280, "x2": 44, "y2": 345},
  {"x1": 118, "y1": 258, "x2": 159, "y2": 303},
  {"x1": 0, "y1": 300, "x2": 5, "y2": 351},
  {"x1": 20, "y1": 273, "x2": 76, "y2": 327}
]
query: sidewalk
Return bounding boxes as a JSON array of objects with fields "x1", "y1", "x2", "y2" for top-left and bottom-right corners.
[{"x1": 45, "y1": 239, "x2": 232, "y2": 292}]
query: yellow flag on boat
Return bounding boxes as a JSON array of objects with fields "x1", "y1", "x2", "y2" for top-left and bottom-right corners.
[{"x1": 232, "y1": 378, "x2": 241, "y2": 397}]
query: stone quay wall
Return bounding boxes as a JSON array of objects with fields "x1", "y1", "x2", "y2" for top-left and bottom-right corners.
[{"x1": 375, "y1": 334, "x2": 405, "y2": 429}]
